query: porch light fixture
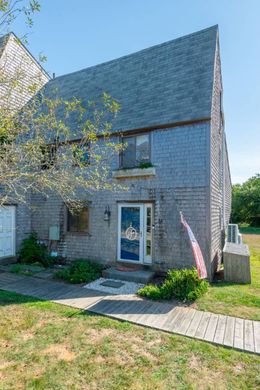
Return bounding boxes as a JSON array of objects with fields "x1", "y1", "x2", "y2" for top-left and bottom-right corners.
[{"x1": 104, "y1": 205, "x2": 111, "y2": 221}]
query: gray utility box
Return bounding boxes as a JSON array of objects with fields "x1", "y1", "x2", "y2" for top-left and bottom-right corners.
[
  {"x1": 223, "y1": 242, "x2": 251, "y2": 284},
  {"x1": 49, "y1": 225, "x2": 60, "y2": 241}
]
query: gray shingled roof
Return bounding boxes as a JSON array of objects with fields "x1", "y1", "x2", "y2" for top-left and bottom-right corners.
[{"x1": 43, "y1": 25, "x2": 218, "y2": 133}]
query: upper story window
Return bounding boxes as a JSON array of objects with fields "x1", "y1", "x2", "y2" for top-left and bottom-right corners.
[
  {"x1": 73, "y1": 143, "x2": 90, "y2": 165},
  {"x1": 41, "y1": 144, "x2": 57, "y2": 170},
  {"x1": 120, "y1": 134, "x2": 150, "y2": 168}
]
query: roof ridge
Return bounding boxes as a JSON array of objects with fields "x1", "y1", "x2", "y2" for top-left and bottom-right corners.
[
  {"x1": 0, "y1": 31, "x2": 50, "y2": 80},
  {"x1": 51, "y1": 25, "x2": 218, "y2": 82}
]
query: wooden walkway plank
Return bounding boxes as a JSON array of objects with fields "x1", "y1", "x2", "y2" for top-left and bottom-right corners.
[
  {"x1": 101, "y1": 298, "x2": 133, "y2": 316},
  {"x1": 87, "y1": 298, "x2": 119, "y2": 314},
  {"x1": 195, "y1": 311, "x2": 211, "y2": 340},
  {"x1": 149, "y1": 306, "x2": 178, "y2": 331},
  {"x1": 244, "y1": 320, "x2": 255, "y2": 353},
  {"x1": 162, "y1": 307, "x2": 184, "y2": 331},
  {"x1": 186, "y1": 310, "x2": 204, "y2": 337},
  {"x1": 0, "y1": 273, "x2": 26, "y2": 287},
  {"x1": 135, "y1": 301, "x2": 163, "y2": 324},
  {"x1": 234, "y1": 318, "x2": 244, "y2": 350},
  {"x1": 123, "y1": 300, "x2": 157, "y2": 322},
  {"x1": 175, "y1": 309, "x2": 196, "y2": 335},
  {"x1": 253, "y1": 321, "x2": 260, "y2": 354},
  {"x1": 223, "y1": 316, "x2": 235, "y2": 348},
  {"x1": 140, "y1": 303, "x2": 173, "y2": 327},
  {"x1": 171, "y1": 308, "x2": 191, "y2": 332},
  {"x1": 204, "y1": 313, "x2": 219, "y2": 342},
  {"x1": 214, "y1": 315, "x2": 227, "y2": 344}
]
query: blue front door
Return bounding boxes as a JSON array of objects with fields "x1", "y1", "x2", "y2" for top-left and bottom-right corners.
[{"x1": 118, "y1": 205, "x2": 143, "y2": 262}]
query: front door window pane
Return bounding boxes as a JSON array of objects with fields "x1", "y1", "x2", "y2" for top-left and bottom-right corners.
[{"x1": 120, "y1": 207, "x2": 140, "y2": 261}]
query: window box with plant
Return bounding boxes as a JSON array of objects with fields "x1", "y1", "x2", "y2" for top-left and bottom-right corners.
[{"x1": 113, "y1": 133, "x2": 156, "y2": 178}]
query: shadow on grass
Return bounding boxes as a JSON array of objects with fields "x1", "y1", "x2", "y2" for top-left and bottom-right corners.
[{"x1": 209, "y1": 281, "x2": 248, "y2": 288}]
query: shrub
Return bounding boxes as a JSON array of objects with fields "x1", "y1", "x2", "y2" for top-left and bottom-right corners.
[
  {"x1": 54, "y1": 260, "x2": 102, "y2": 284},
  {"x1": 11, "y1": 263, "x2": 45, "y2": 276},
  {"x1": 19, "y1": 232, "x2": 52, "y2": 267},
  {"x1": 138, "y1": 268, "x2": 208, "y2": 302},
  {"x1": 137, "y1": 284, "x2": 163, "y2": 300}
]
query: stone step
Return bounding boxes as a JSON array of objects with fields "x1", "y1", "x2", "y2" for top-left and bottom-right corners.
[{"x1": 102, "y1": 267, "x2": 155, "y2": 284}]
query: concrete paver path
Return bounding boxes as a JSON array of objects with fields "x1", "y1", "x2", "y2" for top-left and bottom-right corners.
[{"x1": 0, "y1": 272, "x2": 259, "y2": 355}]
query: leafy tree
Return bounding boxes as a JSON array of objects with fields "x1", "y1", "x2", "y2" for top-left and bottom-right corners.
[
  {"x1": 231, "y1": 174, "x2": 260, "y2": 227},
  {"x1": 0, "y1": 0, "x2": 40, "y2": 34},
  {"x1": 0, "y1": 1, "x2": 123, "y2": 208}
]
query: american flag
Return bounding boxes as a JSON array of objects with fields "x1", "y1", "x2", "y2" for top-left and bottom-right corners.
[{"x1": 180, "y1": 212, "x2": 207, "y2": 279}]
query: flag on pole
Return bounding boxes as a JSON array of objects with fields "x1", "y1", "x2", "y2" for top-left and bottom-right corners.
[{"x1": 180, "y1": 212, "x2": 207, "y2": 279}]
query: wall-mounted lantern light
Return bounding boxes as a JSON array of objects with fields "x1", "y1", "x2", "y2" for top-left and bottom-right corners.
[{"x1": 104, "y1": 205, "x2": 111, "y2": 221}]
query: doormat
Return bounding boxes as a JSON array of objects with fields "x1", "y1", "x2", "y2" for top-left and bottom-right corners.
[
  {"x1": 116, "y1": 265, "x2": 140, "y2": 272},
  {"x1": 100, "y1": 280, "x2": 125, "y2": 288}
]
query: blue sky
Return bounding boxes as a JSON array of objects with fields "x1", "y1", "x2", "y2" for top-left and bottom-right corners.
[{"x1": 13, "y1": 0, "x2": 260, "y2": 184}]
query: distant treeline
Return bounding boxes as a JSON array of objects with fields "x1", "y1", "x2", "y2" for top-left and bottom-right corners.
[{"x1": 231, "y1": 174, "x2": 260, "y2": 227}]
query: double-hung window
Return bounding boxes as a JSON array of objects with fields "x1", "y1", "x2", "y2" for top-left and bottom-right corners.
[{"x1": 120, "y1": 134, "x2": 150, "y2": 168}]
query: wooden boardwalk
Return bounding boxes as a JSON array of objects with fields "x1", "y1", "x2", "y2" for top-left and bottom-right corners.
[{"x1": 0, "y1": 272, "x2": 259, "y2": 355}]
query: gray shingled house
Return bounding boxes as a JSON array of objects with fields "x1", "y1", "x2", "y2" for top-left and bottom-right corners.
[
  {"x1": 1, "y1": 26, "x2": 232, "y2": 280},
  {"x1": 0, "y1": 32, "x2": 49, "y2": 261}
]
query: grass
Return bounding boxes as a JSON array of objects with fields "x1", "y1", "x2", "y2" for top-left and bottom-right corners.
[
  {"x1": 11, "y1": 263, "x2": 45, "y2": 277},
  {"x1": 0, "y1": 290, "x2": 259, "y2": 389},
  {"x1": 195, "y1": 234, "x2": 260, "y2": 320},
  {"x1": 239, "y1": 226, "x2": 260, "y2": 235}
]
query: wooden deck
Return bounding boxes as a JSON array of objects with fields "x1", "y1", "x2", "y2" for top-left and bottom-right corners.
[{"x1": 0, "y1": 272, "x2": 259, "y2": 355}]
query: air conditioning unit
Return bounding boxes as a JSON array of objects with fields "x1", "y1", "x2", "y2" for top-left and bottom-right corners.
[{"x1": 227, "y1": 224, "x2": 239, "y2": 244}]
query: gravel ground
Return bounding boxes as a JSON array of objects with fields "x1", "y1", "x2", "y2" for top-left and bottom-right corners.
[{"x1": 84, "y1": 277, "x2": 145, "y2": 295}]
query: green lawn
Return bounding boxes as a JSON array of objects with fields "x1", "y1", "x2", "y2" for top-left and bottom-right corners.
[
  {"x1": 0, "y1": 291, "x2": 259, "y2": 389},
  {"x1": 239, "y1": 227, "x2": 260, "y2": 235},
  {"x1": 195, "y1": 234, "x2": 260, "y2": 320}
]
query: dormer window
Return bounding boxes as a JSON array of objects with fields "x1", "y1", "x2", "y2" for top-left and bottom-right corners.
[{"x1": 120, "y1": 134, "x2": 150, "y2": 168}]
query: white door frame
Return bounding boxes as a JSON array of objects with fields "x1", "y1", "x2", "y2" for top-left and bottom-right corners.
[
  {"x1": 0, "y1": 205, "x2": 16, "y2": 259},
  {"x1": 117, "y1": 203, "x2": 153, "y2": 264}
]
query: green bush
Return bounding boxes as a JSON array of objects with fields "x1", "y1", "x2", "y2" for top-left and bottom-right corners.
[
  {"x1": 11, "y1": 263, "x2": 45, "y2": 276},
  {"x1": 138, "y1": 268, "x2": 208, "y2": 302},
  {"x1": 19, "y1": 232, "x2": 52, "y2": 267},
  {"x1": 54, "y1": 260, "x2": 102, "y2": 284}
]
